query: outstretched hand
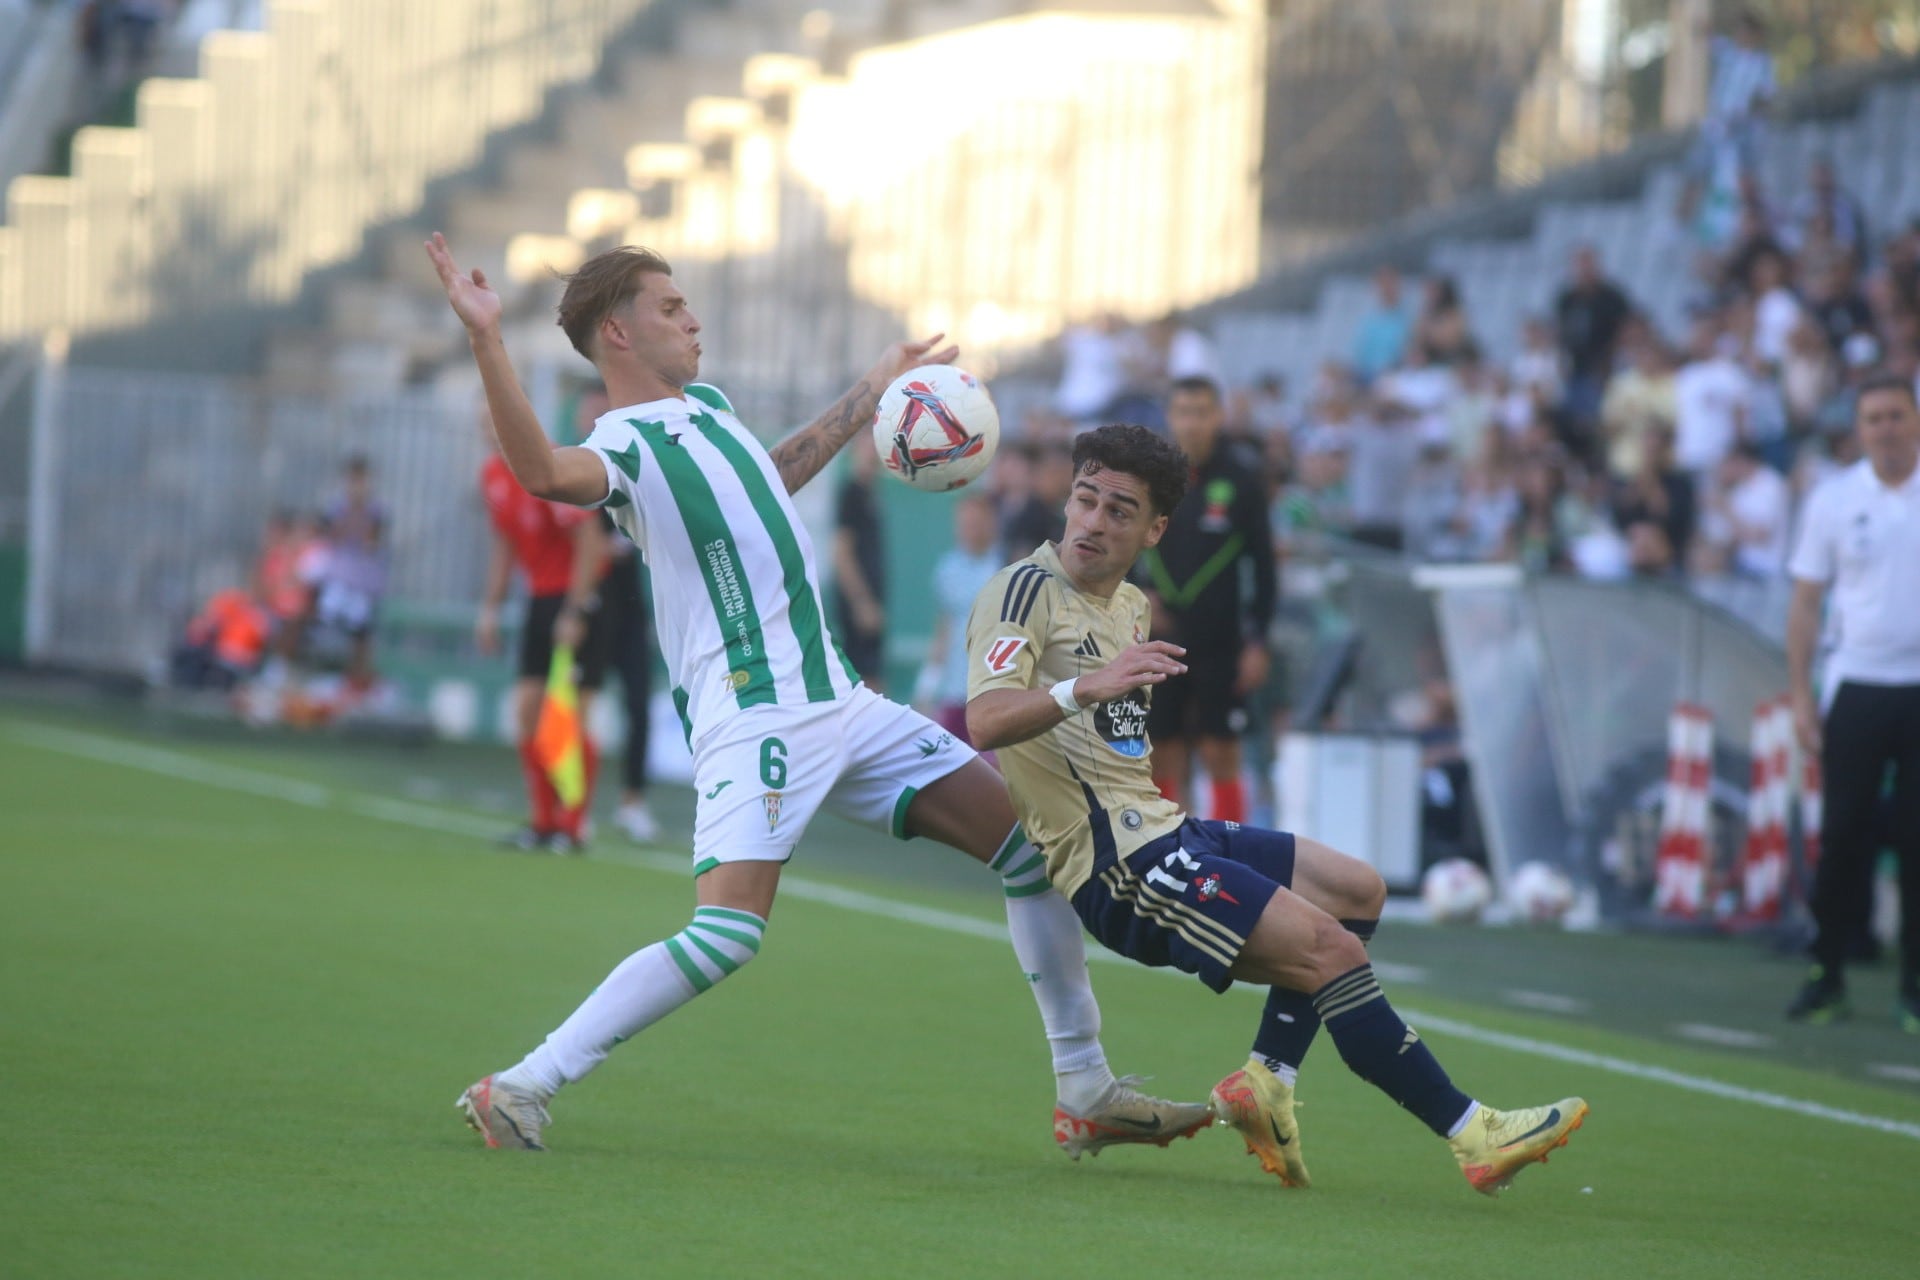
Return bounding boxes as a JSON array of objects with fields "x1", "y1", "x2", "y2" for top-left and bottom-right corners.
[
  {"x1": 870, "y1": 333, "x2": 962, "y2": 388},
  {"x1": 1074, "y1": 641, "x2": 1188, "y2": 706},
  {"x1": 424, "y1": 232, "x2": 503, "y2": 335}
]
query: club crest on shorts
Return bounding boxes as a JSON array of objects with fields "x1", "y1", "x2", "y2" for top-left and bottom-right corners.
[
  {"x1": 762, "y1": 790, "x2": 782, "y2": 831},
  {"x1": 1120, "y1": 808, "x2": 1143, "y2": 830},
  {"x1": 1195, "y1": 873, "x2": 1239, "y2": 905},
  {"x1": 983, "y1": 636, "x2": 1028, "y2": 673}
]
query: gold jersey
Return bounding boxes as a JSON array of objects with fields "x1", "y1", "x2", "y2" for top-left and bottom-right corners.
[{"x1": 966, "y1": 542, "x2": 1184, "y2": 897}]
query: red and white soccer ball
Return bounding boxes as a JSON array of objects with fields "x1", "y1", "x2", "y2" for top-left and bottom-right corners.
[
  {"x1": 1505, "y1": 860, "x2": 1576, "y2": 926},
  {"x1": 872, "y1": 364, "x2": 1001, "y2": 493},
  {"x1": 1421, "y1": 858, "x2": 1493, "y2": 924}
]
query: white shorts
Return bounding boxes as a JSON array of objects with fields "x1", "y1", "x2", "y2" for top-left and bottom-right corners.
[{"x1": 689, "y1": 684, "x2": 977, "y2": 876}]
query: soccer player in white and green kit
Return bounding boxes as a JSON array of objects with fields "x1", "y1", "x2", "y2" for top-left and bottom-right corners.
[{"x1": 424, "y1": 235, "x2": 1210, "y2": 1155}]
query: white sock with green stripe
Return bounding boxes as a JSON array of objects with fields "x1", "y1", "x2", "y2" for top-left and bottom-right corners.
[
  {"x1": 990, "y1": 827, "x2": 1112, "y2": 1106},
  {"x1": 500, "y1": 906, "x2": 766, "y2": 1096}
]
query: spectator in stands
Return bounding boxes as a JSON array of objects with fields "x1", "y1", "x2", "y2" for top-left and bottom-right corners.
[
  {"x1": 1414, "y1": 275, "x2": 1475, "y2": 367},
  {"x1": 1681, "y1": 6, "x2": 1774, "y2": 230},
  {"x1": 1237, "y1": 371, "x2": 1294, "y2": 461},
  {"x1": 915, "y1": 493, "x2": 1002, "y2": 745},
  {"x1": 1782, "y1": 317, "x2": 1838, "y2": 435},
  {"x1": 1510, "y1": 314, "x2": 1564, "y2": 408},
  {"x1": 831, "y1": 442, "x2": 888, "y2": 692},
  {"x1": 1869, "y1": 220, "x2": 1920, "y2": 324},
  {"x1": 1273, "y1": 433, "x2": 1352, "y2": 556},
  {"x1": 1554, "y1": 245, "x2": 1633, "y2": 451},
  {"x1": 1783, "y1": 154, "x2": 1869, "y2": 265},
  {"x1": 1673, "y1": 316, "x2": 1751, "y2": 477},
  {"x1": 117, "y1": 0, "x2": 167, "y2": 70},
  {"x1": 1601, "y1": 326, "x2": 1677, "y2": 481},
  {"x1": 1346, "y1": 392, "x2": 1421, "y2": 551},
  {"x1": 1054, "y1": 312, "x2": 1126, "y2": 424},
  {"x1": 1444, "y1": 347, "x2": 1500, "y2": 463},
  {"x1": 170, "y1": 587, "x2": 270, "y2": 692},
  {"x1": 1002, "y1": 440, "x2": 1073, "y2": 555},
  {"x1": 1612, "y1": 425, "x2": 1694, "y2": 579},
  {"x1": 1502, "y1": 453, "x2": 1574, "y2": 574},
  {"x1": 1352, "y1": 264, "x2": 1413, "y2": 385},
  {"x1": 1160, "y1": 311, "x2": 1224, "y2": 389},
  {"x1": 255, "y1": 508, "x2": 318, "y2": 639},
  {"x1": 1748, "y1": 246, "x2": 1803, "y2": 366},
  {"x1": 1402, "y1": 438, "x2": 1465, "y2": 563},
  {"x1": 1804, "y1": 255, "x2": 1875, "y2": 358},
  {"x1": 1816, "y1": 331, "x2": 1886, "y2": 437},
  {"x1": 306, "y1": 454, "x2": 388, "y2": 689},
  {"x1": 1699, "y1": 441, "x2": 1791, "y2": 579},
  {"x1": 1452, "y1": 435, "x2": 1520, "y2": 563}
]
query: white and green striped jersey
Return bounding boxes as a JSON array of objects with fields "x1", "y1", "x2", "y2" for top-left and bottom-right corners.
[{"x1": 580, "y1": 383, "x2": 859, "y2": 747}]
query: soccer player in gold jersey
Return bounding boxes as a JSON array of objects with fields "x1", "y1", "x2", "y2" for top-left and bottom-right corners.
[{"x1": 964, "y1": 424, "x2": 1588, "y2": 1194}]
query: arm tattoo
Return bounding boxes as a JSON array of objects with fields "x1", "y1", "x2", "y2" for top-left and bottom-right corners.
[{"x1": 769, "y1": 377, "x2": 879, "y2": 493}]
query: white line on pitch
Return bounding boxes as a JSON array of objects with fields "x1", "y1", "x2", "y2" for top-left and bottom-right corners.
[
  {"x1": 1503, "y1": 989, "x2": 1591, "y2": 1015},
  {"x1": 1869, "y1": 1064, "x2": 1920, "y2": 1085},
  {"x1": 13, "y1": 718, "x2": 1920, "y2": 1143},
  {"x1": 1673, "y1": 1023, "x2": 1775, "y2": 1050}
]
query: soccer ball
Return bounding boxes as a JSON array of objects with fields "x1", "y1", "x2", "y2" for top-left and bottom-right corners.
[
  {"x1": 872, "y1": 364, "x2": 1000, "y2": 492},
  {"x1": 1421, "y1": 858, "x2": 1492, "y2": 924},
  {"x1": 1506, "y1": 860, "x2": 1575, "y2": 925}
]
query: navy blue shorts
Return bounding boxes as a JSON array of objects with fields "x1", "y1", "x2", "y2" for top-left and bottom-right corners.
[{"x1": 1071, "y1": 816, "x2": 1297, "y2": 993}]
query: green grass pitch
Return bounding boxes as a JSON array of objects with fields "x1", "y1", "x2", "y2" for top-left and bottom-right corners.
[{"x1": 3, "y1": 706, "x2": 1917, "y2": 1279}]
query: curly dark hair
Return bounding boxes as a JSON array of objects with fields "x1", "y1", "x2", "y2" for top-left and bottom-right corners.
[{"x1": 1071, "y1": 424, "x2": 1190, "y2": 517}]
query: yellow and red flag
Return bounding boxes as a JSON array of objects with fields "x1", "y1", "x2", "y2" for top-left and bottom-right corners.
[{"x1": 531, "y1": 645, "x2": 586, "y2": 810}]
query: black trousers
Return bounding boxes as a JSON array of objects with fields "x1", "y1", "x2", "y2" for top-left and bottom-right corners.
[
  {"x1": 1811, "y1": 681, "x2": 1920, "y2": 988},
  {"x1": 600, "y1": 557, "x2": 653, "y2": 794}
]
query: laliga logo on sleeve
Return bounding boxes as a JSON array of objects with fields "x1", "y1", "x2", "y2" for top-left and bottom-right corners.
[{"x1": 983, "y1": 636, "x2": 1028, "y2": 673}]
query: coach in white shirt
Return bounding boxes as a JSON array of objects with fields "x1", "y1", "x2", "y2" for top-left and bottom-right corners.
[{"x1": 1783, "y1": 372, "x2": 1920, "y2": 1028}]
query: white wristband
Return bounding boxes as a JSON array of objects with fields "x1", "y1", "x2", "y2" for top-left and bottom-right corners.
[{"x1": 1049, "y1": 678, "x2": 1082, "y2": 718}]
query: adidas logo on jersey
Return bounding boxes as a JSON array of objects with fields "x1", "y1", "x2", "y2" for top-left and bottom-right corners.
[{"x1": 1071, "y1": 634, "x2": 1103, "y2": 659}]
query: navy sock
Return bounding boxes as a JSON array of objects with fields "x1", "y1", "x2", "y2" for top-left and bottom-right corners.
[
  {"x1": 1251, "y1": 918, "x2": 1379, "y2": 1076},
  {"x1": 1312, "y1": 963, "x2": 1473, "y2": 1137}
]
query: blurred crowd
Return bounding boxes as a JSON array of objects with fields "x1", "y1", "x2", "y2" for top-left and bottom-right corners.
[
  {"x1": 1044, "y1": 169, "x2": 1912, "y2": 622},
  {"x1": 1037, "y1": 19, "x2": 1911, "y2": 635},
  {"x1": 171, "y1": 455, "x2": 392, "y2": 723}
]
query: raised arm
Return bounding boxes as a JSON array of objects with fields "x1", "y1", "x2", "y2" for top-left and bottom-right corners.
[
  {"x1": 426, "y1": 234, "x2": 608, "y2": 507},
  {"x1": 768, "y1": 333, "x2": 959, "y2": 494}
]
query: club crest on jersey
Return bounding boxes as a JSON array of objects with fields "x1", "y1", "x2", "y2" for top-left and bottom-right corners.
[
  {"x1": 762, "y1": 790, "x2": 782, "y2": 831},
  {"x1": 1195, "y1": 873, "x2": 1239, "y2": 905},
  {"x1": 983, "y1": 636, "x2": 1028, "y2": 674}
]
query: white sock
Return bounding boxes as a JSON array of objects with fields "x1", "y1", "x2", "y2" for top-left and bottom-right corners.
[
  {"x1": 1272, "y1": 1063, "x2": 1299, "y2": 1087},
  {"x1": 1446, "y1": 1100, "x2": 1481, "y2": 1139},
  {"x1": 501, "y1": 907, "x2": 766, "y2": 1096},
  {"x1": 1002, "y1": 888, "x2": 1111, "y2": 1096}
]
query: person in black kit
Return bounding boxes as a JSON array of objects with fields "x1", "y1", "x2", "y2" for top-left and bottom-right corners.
[
  {"x1": 1137, "y1": 377, "x2": 1276, "y2": 823},
  {"x1": 1554, "y1": 244, "x2": 1633, "y2": 457},
  {"x1": 573, "y1": 389, "x2": 660, "y2": 843},
  {"x1": 1004, "y1": 440, "x2": 1074, "y2": 555},
  {"x1": 832, "y1": 441, "x2": 888, "y2": 692}
]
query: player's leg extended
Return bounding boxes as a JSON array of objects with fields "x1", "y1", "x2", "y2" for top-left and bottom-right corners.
[
  {"x1": 1210, "y1": 830, "x2": 1385, "y2": 1186},
  {"x1": 1244, "y1": 835, "x2": 1387, "y2": 1082},
  {"x1": 903, "y1": 758, "x2": 1213, "y2": 1156},
  {"x1": 458, "y1": 859, "x2": 778, "y2": 1151},
  {"x1": 1233, "y1": 888, "x2": 1587, "y2": 1194}
]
